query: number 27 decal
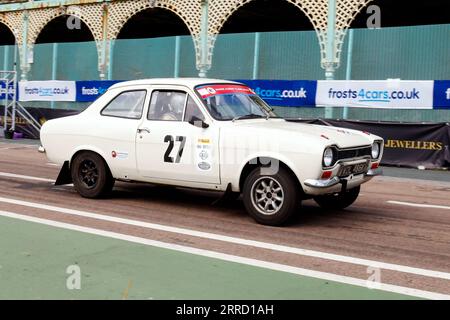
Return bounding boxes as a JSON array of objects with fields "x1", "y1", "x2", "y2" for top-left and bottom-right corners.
[{"x1": 164, "y1": 135, "x2": 186, "y2": 163}]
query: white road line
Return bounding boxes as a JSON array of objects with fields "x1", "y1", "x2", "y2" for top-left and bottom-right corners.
[
  {"x1": 0, "y1": 196, "x2": 449, "y2": 282},
  {"x1": 388, "y1": 200, "x2": 450, "y2": 210},
  {"x1": 0, "y1": 145, "x2": 38, "y2": 150},
  {"x1": 0, "y1": 172, "x2": 55, "y2": 183},
  {"x1": 0, "y1": 210, "x2": 447, "y2": 300}
]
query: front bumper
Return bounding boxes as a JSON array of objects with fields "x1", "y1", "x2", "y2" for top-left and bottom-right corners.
[{"x1": 303, "y1": 167, "x2": 383, "y2": 195}]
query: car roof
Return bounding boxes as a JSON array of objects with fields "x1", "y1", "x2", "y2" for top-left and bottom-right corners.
[{"x1": 109, "y1": 78, "x2": 241, "y2": 91}]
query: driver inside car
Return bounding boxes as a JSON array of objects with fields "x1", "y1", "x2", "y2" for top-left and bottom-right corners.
[{"x1": 161, "y1": 92, "x2": 186, "y2": 121}]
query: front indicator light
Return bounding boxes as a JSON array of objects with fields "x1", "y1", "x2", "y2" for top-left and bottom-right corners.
[{"x1": 321, "y1": 171, "x2": 332, "y2": 179}]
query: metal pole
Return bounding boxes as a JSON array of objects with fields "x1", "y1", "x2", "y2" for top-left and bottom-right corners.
[
  {"x1": 100, "y1": 5, "x2": 109, "y2": 80},
  {"x1": 11, "y1": 71, "x2": 16, "y2": 131},
  {"x1": 11, "y1": 37, "x2": 18, "y2": 131},
  {"x1": 2, "y1": 77, "x2": 7, "y2": 132},
  {"x1": 174, "y1": 36, "x2": 181, "y2": 78},
  {"x1": 198, "y1": 0, "x2": 209, "y2": 78},
  {"x1": 3, "y1": 46, "x2": 9, "y2": 71},
  {"x1": 252, "y1": 32, "x2": 261, "y2": 80},
  {"x1": 50, "y1": 42, "x2": 58, "y2": 109},
  {"x1": 100, "y1": 39, "x2": 107, "y2": 80},
  {"x1": 108, "y1": 40, "x2": 114, "y2": 80},
  {"x1": 2, "y1": 46, "x2": 9, "y2": 131},
  {"x1": 21, "y1": 11, "x2": 29, "y2": 81},
  {"x1": 13, "y1": 37, "x2": 17, "y2": 73},
  {"x1": 324, "y1": 0, "x2": 336, "y2": 119},
  {"x1": 52, "y1": 42, "x2": 58, "y2": 80},
  {"x1": 343, "y1": 28, "x2": 354, "y2": 119}
]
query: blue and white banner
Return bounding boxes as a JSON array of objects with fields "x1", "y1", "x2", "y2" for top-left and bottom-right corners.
[
  {"x1": 12, "y1": 79, "x2": 450, "y2": 110},
  {"x1": 76, "y1": 80, "x2": 122, "y2": 102},
  {"x1": 432, "y1": 80, "x2": 450, "y2": 110},
  {"x1": 18, "y1": 81, "x2": 76, "y2": 102},
  {"x1": 0, "y1": 81, "x2": 15, "y2": 100},
  {"x1": 316, "y1": 80, "x2": 435, "y2": 109},
  {"x1": 237, "y1": 80, "x2": 317, "y2": 107}
]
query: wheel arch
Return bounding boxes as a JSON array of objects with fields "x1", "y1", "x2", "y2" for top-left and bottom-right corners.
[
  {"x1": 70, "y1": 146, "x2": 109, "y2": 166},
  {"x1": 238, "y1": 155, "x2": 304, "y2": 195},
  {"x1": 70, "y1": 147, "x2": 114, "y2": 177},
  {"x1": 55, "y1": 147, "x2": 113, "y2": 186}
]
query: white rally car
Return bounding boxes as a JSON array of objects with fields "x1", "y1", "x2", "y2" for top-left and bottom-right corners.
[{"x1": 40, "y1": 78, "x2": 383, "y2": 226}]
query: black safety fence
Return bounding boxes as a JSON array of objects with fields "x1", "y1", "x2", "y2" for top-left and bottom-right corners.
[
  {"x1": 1, "y1": 105, "x2": 77, "y2": 140},
  {"x1": 2, "y1": 106, "x2": 449, "y2": 169}
]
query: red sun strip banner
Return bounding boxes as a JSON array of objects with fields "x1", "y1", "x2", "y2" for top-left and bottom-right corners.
[{"x1": 196, "y1": 84, "x2": 255, "y2": 99}]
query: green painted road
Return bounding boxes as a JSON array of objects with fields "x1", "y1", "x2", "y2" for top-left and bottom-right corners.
[{"x1": 0, "y1": 215, "x2": 417, "y2": 300}]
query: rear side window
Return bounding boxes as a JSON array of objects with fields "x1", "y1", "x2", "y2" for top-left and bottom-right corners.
[{"x1": 101, "y1": 90, "x2": 146, "y2": 119}]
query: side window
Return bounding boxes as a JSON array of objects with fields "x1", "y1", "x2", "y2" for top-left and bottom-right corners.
[
  {"x1": 101, "y1": 90, "x2": 146, "y2": 119},
  {"x1": 148, "y1": 91, "x2": 186, "y2": 121},
  {"x1": 184, "y1": 95, "x2": 205, "y2": 123}
]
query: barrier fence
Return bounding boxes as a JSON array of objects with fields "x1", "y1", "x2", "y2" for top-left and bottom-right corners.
[{"x1": 11, "y1": 79, "x2": 450, "y2": 110}]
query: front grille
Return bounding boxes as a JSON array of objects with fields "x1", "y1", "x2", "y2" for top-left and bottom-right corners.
[{"x1": 336, "y1": 147, "x2": 371, "y2": 161}]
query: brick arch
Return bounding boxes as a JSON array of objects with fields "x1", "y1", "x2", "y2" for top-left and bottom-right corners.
[
  {"x1": 25, "y1": 5, "x2": 104, "y2": 72},
  {"x1": 107, "y1": 0, "x2": 202, "y2": 73},
  {"x1": 208, "y1": 0, "x2": 317, "y2": 35},
  {"x1": 107, "y1": 0, "x2": 201, "y2": 40},
  {"x1": 0, "y1": 11, "x2": 23, "y2": 45},
  {"x1": 27, "y1": 6, "x2": 102, "y2": 47},
  {"x1": 208, "y1": 0, "x2": 374, "y2": 70}
]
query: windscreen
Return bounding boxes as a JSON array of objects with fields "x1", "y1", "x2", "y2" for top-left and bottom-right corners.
[{"x1": 196, "y1": 84, "x2": 277, "y2": 121}]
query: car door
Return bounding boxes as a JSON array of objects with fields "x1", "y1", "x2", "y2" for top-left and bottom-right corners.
[
  {"x1": 135, "y1": 86, "x2": 220, "y2": 185},
  {"x1": 90, "y1": 86, "x2": 149, "y2": 180}
]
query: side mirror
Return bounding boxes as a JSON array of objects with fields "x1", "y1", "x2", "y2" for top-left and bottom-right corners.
[{"x1": 188, "y1": 116, "x2": 209, "y2": 129}]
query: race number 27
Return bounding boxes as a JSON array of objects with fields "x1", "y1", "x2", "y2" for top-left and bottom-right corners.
[{"x1": 164, "y1": 135, "x2": 186, "y2": 163}]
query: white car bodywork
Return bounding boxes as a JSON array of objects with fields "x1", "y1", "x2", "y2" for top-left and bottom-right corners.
[{"x1": 40, "y1": 78, "x2": 383, "y2": 198}]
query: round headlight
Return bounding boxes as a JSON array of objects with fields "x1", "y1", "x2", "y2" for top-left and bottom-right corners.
[
  {"x1": 323, "y1": 147, "x2": 334, "y2": 167},
  {"x1": 371, "y1": 142, "x2": 380, "y2": 159}
]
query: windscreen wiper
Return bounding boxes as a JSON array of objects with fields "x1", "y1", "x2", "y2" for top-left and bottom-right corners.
[{"x1": 232, "y1": 114, "x2": 267, "y2": 122}]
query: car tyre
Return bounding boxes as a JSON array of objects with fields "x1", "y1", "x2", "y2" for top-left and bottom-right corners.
[
  {"x1": 243, "y1": 166, "x2": 299, "y2": 226},
  {"x1": 71, "y1": 151, "x2": 115, "y2": 199},
  {"x1": 313, "y1": 186, "x2": 360, "y2": 210}
]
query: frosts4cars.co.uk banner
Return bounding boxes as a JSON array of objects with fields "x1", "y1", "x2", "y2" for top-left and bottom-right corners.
[
  {"x1": 18, "y1": 81, "x2": 77, "y2": 102},
  {"x1": 316, "y1": 80, "x2": 435, "y2": 109},
  {"x1": 238, "y1": 80, "x2": 317, "y2": 107},
  {"x1": 76, "y1": 81, "x2": 122, "y2": 102}
]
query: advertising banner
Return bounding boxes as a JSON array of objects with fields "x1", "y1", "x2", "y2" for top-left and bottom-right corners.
[
  {"x1": 316, "y1": 80, "x2": 434, "y2": 109},
  {"x1": 237, "y1": 80, "x2": 317, "y2": 107},
  {"x1": 76, "y1": 80, "x2": 122, "y2": 102},
  {"x1": 288, "y1": 119, "x2": 450, "y2": 169},
  {"x1": 0, "y1": 81, "x2": 15, "y2": 100},
  {"x1": 432, "y1": 80, "x2": 450, "y2": 109},
  {"x1": 18, "y1": 81, "x2": 76, "y2": 102}
]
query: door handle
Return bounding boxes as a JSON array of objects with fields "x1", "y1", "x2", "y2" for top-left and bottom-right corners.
[{"x1": 137, "y1": 128, "x2": 150, "y2": 134}]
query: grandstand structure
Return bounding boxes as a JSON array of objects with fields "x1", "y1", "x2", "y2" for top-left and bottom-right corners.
[{"x1": 0, "y1": 0, "x2": 373, "y2": 80}]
